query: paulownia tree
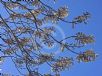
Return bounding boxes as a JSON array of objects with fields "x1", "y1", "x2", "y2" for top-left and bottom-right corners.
[{"x1": 0, "y1": 0, "x2": 98, "y2": 76}]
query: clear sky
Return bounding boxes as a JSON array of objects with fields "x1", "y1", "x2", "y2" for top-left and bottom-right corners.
[
  {"x1": 0, "y1": 0, "x2": 102, "y2": 76},
  {"x1": 59, "y1": 0, "x2": 102, "y2": 76}
]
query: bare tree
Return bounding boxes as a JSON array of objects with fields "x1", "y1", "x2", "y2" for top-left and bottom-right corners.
[{"x1": 0, "y1": 0, "x2": 98, "y2": 76}]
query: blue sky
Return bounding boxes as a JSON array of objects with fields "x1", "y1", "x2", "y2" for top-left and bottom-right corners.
[
  {"x1": 0, "y1": 0, "x2": 102, "y2": 76},
  {"x1": 59, "y1": 0, "x2": 102, "y2": 76}
]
